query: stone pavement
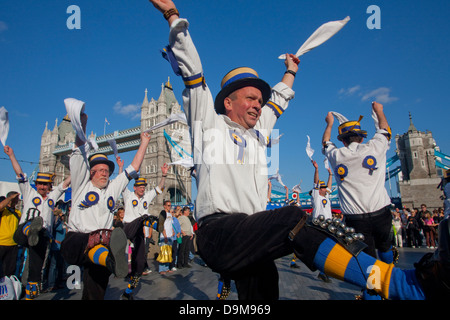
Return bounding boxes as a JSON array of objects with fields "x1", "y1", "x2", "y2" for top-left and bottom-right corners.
[{"x1": 35, "y1": 247, "x2": 430, "y2": 301}]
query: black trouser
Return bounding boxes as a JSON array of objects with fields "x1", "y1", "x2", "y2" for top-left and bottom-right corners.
[
  {"x1": 123, "y1": 217, "x2": 147, "y2": 276},
  {"x1": 0, "y1": 245, "x2": 18, "y2": 277},
  {"x1": 195, "y1": 206, "x2": 327, "y2": 300},
  {"x1": 13, "y1": 225, "x2": 48, "y2": 282},
  {"x1": 178, "y1": 235, "x2": 192, "y2": 268},
  {"x1": 343, "y1": 206, "x2": 393, "y2": 258},
  {"x1": 61, "y1": 231, "x2": 111, "y2": 300}
]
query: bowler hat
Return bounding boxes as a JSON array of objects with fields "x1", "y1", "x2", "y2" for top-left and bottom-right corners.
[
  {"x1": 214, "y1": 67, "x2": 271, "y2": 115},
  {"x1": 88, "y1": 153, "x2": 115, "y2": 175}
]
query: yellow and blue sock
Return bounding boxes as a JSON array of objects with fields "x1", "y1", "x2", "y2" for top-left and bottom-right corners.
[
  {"x1": 22, "y1": 221, "x2": 32, "y2": 236},
  {"x1": 88, "y1": 244, "x2": 109, "y2": 267},
  {"x1": 25, "y1": 281, "x2": 39, "y2": 300},
  {"x1": 313, "y1": 238, "x2": 426, "y2": 300},
  {"x1": 143, "y1": 220, "x2": 158, "y2": 230}
]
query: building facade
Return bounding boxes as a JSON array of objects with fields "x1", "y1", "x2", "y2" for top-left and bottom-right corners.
[
  {"x1": 39, "y1": 78, "x2": 192, "y2": 215},
  {"x1": 395, "y1": 113, "x2": 443, "y2": 210}
]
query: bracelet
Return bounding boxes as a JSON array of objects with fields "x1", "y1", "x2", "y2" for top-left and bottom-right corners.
[
  {"x1": 163, "y1": 8, "x2": 179, "y2": 20},
  {"x1": 285, "y1": 70, "x2": 296, "y2": 77}
]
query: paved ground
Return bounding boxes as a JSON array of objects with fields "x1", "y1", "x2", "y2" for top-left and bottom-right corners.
[{"x1": 35, "y1": 246, "x2": 431, "y2": 301}]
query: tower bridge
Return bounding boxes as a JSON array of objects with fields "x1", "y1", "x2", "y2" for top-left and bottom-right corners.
[{"x1": 40, "y1": 79, "x2": 192, "y2": 214}]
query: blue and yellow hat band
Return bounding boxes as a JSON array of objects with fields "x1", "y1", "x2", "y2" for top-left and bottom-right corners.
[
  {"x1": 221, "y1": 68, "x2": 259, "y2": 89},
  {"x1": 35, "y1": 172, "x2": 53, "y2": 183},
  {"x1": 338, "y1": 121, "x2": 363, "y2": 135},
  {"x1": 134, "y1": 177, "x2": 147, "y2": 186},
  {"x1": 89, "y1": 153, "x2": 109, "y2": 162}
]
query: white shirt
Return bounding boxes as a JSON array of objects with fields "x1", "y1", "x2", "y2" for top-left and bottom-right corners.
[
  {"x1": 311, "y1": 183, "x2": 332, "y2": 220},
  {"x1": 68, "y1": 143, "x2": 137, "y2": 233},
  {"x1": 169, "y1": 19, "x2": 295, "y2": 221},
  {"x1": 322, "y1": 131, "x2": 391, "y2": 215},
  {"x1": 17, "y1": 174, "x2": 68, "y2": 235},
  {"x1": 122, "y1": 187, "x2": 162, "y2": 223}
]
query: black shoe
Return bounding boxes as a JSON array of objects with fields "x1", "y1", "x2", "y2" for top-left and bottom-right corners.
[
  {"x1": 28, "y1": 216, "x2": 43, "y2": 247},
  {"x1": 318, "y1": 273, "x2": 332, "y2": 283},
  {"x1": 121, "y1": 292, "x2": 134, "y2": 300},
  {"x1": 415, "y1": 252, "x2": 450, "y2": 300}
]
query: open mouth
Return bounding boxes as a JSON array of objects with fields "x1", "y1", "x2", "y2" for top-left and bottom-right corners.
[{"x1": 248, "y1": 111, "x2": 259, "y2": 118}]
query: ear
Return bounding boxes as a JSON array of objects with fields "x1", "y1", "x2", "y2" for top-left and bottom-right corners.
[{"x1": 224, "y1": 97, "x2": 233, "y2": 112}]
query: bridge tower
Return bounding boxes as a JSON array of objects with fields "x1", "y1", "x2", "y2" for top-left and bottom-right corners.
[
  {"x1": 395, "y1": 112, "x2": 443, "y2": 210},
  {"x1": 39, "y1": 77, "x2": 192, "y2": 215}
]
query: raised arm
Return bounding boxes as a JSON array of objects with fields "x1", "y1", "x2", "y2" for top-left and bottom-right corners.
[
  {"x1": 281, "y1": 53, "x2": 300, "y2": 89},
  {"x1": 148, "y1": 0, "x2": 179, "y2": 26},
  {"x1": 75, "y1": 113, "x2": 88, "y2": 148},
  {"x1": 130, "y1": 132, "x2": 151, "y2": 173},
  {"x1": 0, "y1": 192, "x2": 19, "y2": 211},
  {"x1": 158, "y1": 163, "x2": 169, "y2": 191},
  {"x1": 372, "y1": 101, "x2": 390, "y2": 136},
  {"x1": 312, "y1": 160, "x2": 319, "y2": 185},
  {"x1": 116, "y1": 156, "x2": 124, "y2": 174},
  {"x1": 322, "y1": 112, "x2": 334, "y2": 145},
  {"x1": 326, "y1": 166, "x2": 333, "y2": 190},
  {"x1": 4, "y1": 146, "x2": 24, "y2": 177}
]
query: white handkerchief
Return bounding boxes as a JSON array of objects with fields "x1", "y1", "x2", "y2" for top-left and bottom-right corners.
[
  {"x1": 269, "y1": 133, "x2": 284, "y2": 146},
  {"x1": 330, "y1": 111, "x2": 349, "y2": 124},
  {"x1": 324, "y1": 157, "x2": 330, "y2": 170},
  {"x1": 107, "y1": 139, "x2": 119, "y2": 158},
  {"x1": 269, "y1": 169, "x2": 286, "y2": 187},
  {"x1": 292, "y1": 182, "x2": 302, "y2": 193},
  {"x1": 279, "y1": 16, "x2": 350, "y2": 59},
  {"x1": 144, "y1": 112, "x2": 187, "y2": 133},
  {"x1": 306, "y1": 135, "x2": 315, "y2": 160},
  {"x1": 0, "y1": 107, "x2": 9, "y2": 146},
  {"x1": 168, "y1": 157, "x2": 194, "y2": 168},
  {"x1": 64, "y1": 98, "x2": 98, "y2": 150}
]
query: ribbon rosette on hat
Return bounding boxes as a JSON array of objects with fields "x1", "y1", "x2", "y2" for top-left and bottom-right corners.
[
  {"x1": 335, "y1": 164, "x2": 348, "y2": 181},
  {"x1": 80, "y1": 191, "x2": 100, "y2": 208},
  {"x1": 229, "y1": 130, "x2": 247, "y2": 164},
  {"x1": 32, "y1": 197, "x2": 42, "y2": 207},
  {"x1": 107, "y1": 196, "x2": 115, "y2": 211},
  {"x1": 362, "y1": 155, "x2": 378, "y2": 175},
  {"x1": 132, "y1": 199, "x2": 138, "y2": 207}
]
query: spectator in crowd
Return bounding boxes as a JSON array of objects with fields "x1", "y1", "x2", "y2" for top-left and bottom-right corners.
[
  {"x1": 392, "y1": 209, "x2": 403, "y2": 248},
  {"x1": 407, "y1": 209, "x2": 420, "y2": 248},
  {"x1": 421, "y1": 211, "x2": 437, "y2": 249},
  {"x1": 177, "y1": 206, "x2": 194, "y2": 269},
  {"x1": 0, "y1": 192, "x2": 21, "y2": 278}
]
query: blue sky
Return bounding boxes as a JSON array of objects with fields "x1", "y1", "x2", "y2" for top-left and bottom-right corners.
[{"x1": 1, "y1": 0, "x2": 449, "y2": 199}]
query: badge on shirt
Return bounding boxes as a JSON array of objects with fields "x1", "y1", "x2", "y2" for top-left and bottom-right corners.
[
  {"x1": 335, "y1": 164, "x2": 348, "y2": 181},
  {"x1": 362, "y1": 155, "x2": 378, "y2": 175},
  {"x1": 48, "y1": 199, "x2": 55, "y2": 209},
  {"x1": 79, "y1": 191, "x2": 100, "y2": 209},
  {"x1": 132, "y1": 199, "x2": 138, "y2": 207},
  {"x1": 322, "y1": 199, "x2": 328, "y2": 207},
  {"x1": 229, "y1": 130, "x2": 246, "y2": 164},
  {"x1": 32, "y1": 197, "x2": 41, "y2": 207},
  {"x1": 107, "y1": 196, "x2": 115, "y2": 211}
]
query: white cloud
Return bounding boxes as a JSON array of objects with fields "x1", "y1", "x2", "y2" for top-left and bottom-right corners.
[
  {"x1": 113, "y1": 101, "x2": 140, "y2": 119},
  {"x1": 0, "y1": 21, "x2": 8, "y2": 33},
  {"x1": 361, "y1": 87, "x2": 398, "y2": 104},
  {"x1": 339, "y1": 85, "x2": 361, "y2": 96}
]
